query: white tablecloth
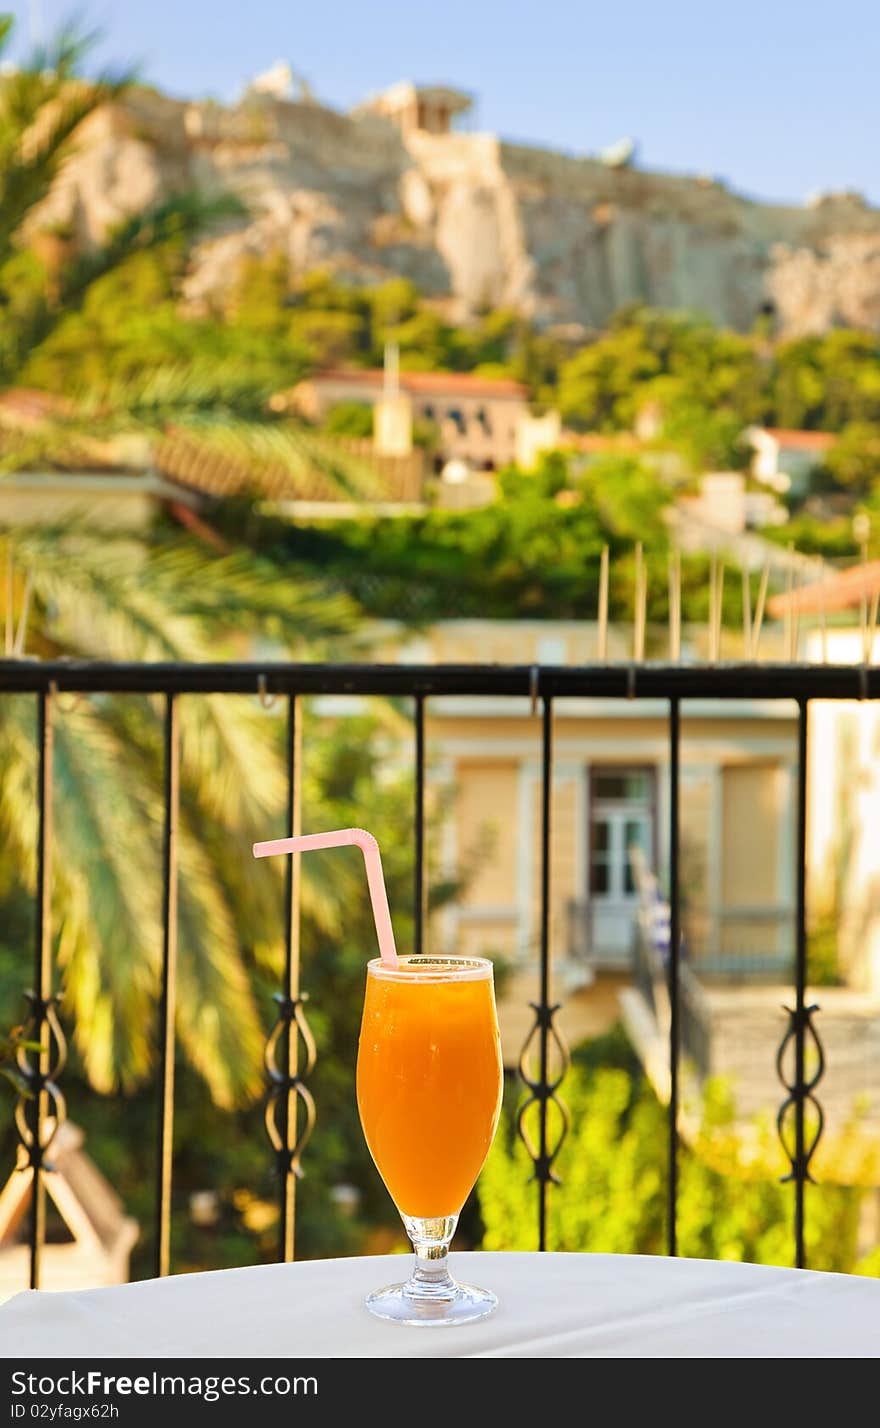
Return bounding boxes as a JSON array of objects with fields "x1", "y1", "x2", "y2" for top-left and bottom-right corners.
[{"x1": 1, "y1": 1253, "x2": 878, "y2": 1358}]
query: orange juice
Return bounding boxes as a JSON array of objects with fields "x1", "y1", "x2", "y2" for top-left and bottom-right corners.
[{"x1": 357, "y1": 957, "x2": 503, "y2": 1218}]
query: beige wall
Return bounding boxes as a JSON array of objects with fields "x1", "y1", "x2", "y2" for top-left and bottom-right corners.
[
  {"x1": 430, "y1": 709, "x2": 796, "y2": 992},
  {"x1": 720, "y1": 763, "x2": 785, "y2": 959},
  {"x1": 0, "y1": 484, "x2": 157, "y2": 530},
  {"x1": 721, "y1": 765, "x2": 781, "y2": 907},
  {"x1": 297, "y1": 377, "x2": 527, "y2": 469},
  {"x1": 807, "y1": 629, "x2": 880, "y2": 993}
]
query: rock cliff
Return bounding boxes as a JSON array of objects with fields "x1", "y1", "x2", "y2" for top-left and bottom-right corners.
[{"x1": 30, "y1": 86, "x2": 880, "y2": 336}]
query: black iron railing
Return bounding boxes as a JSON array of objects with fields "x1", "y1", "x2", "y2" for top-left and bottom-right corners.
[{"x1": 3, "y1": 658, "x2": 870, "y2": 1287}]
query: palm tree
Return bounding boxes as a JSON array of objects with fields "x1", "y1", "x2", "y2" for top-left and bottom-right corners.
[
  {"x1": 0, "y1": 19, "x2": 382, "y2": 1106},
  {"x1": 0, "y1": 16, "x2": 381, "y2": 502},
  {"x1": 0, "y1": 524, "x2": 364, "y2": 1107}
]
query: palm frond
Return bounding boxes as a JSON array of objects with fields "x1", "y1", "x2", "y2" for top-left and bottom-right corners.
[
  {"x1": 0, "y1": 419, "x2": 105, "y2": 474},
  {"x1": 142, "y1": 539, "x2": 357, "y2": 649},
  {"x1": 68, "y1": 357, "x2": 279, "y2": 424},
  {"x1": 56, "y1": 194, "x2": 243, "y2": 316},
  {"x1": 0, "y1": 22, "x2": 133, "y2": 261},
  {"x1": 174, "y1": 826, "x2": 265, "y2": 1107},
  {"x1": 51, "y1": 704, "x2": 161, "y2": 1091},
  {"x1": 156, "y1": 414, "x2": 385, "y2": 503}
]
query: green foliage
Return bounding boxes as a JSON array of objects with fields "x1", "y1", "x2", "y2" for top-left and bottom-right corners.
[
  {"x1": 823, "y1": 422, "x2": 880, "y2": 494},
  {"x1": 323, "y1": 401, "x2": 374, "y2": 439},
  {"x1": 558, "y1": 308, "x2": 768, "y2": 437},
  {"x1": 0, "y1": 19, "x2": 131, "y2": 267},
  {"x1": 0, "y1": 524, "x2": 357, "y2": 1103},
  {"x1": 0, "y1": 1022, "x2": 39, "y2": 1098},
  {"x1": 660, "y1": 399, "x2": 748, "y2": 471},
  {"x1": 556, "y1": 308, "x2": 880, "y2": 510},
  {"x1": 760, "y1": 511, "x2": 859, "y2": 559},
  {"x1": 0, "y1": 19, "x2": 246, "y2": 390},
  {"x1": 0, "y1": 711, "x2": 452, "y2": 1268},
  {"x1": 578, "y1": 454, "x2": 670, "y2": 542},
  {"x1": 773, "y1": 331, "x2": 880, "y2": 430},
  {"x1": 479, "y1": 1039, "x2": 874, "y2": 1274},
  {"x1": 266, "y1": 450, "x2": 705, "y2": 622}
]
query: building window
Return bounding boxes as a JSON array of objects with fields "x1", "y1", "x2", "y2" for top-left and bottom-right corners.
[
  {"x1": 592, "y1": 770, "x2": 652, "y2": 803},
  {"x1": 588, "y1": 767, "x2": 656, "y2": 955}
]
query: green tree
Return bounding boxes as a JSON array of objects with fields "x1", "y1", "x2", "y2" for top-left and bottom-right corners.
[
  {"x1": 823, "y1": 422, "x2": 880, "y2": 494},
  {"x1": 479, "y1": 1035, "x2": 874, "y2": 1273},
  {"x1": 257, "y1": 449, "x2": 682, "y2": 622},
  {"x1": 557, "y1": 309, "x2": 768, "y2": 437},
  {"x1": 323, "y1": 401, "x2": 374, "y2": 439},
  {"x1": 0, "y1": 710, "x2": 454, "y2": 1269},
  {"x1": 0, "y1": 524, "x2": 356, "y2": 1104},
  {"x1": 0, "y1": 19, "x2": 248, "y2": 386}
]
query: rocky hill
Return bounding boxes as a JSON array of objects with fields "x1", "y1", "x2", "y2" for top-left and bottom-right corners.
[{"x1": 28, "y1": 84, "x2": 880, "y2": 336}]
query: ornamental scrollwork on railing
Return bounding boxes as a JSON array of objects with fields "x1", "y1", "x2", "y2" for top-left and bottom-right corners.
[
  {"x1": 13, "y1": 991, "x2": 67, "y2": 1169},
  {"x1": 776, "y1": 1002, "x2": 825, "y2": 1185},
  {"x1": 264, "y1": 992, "x2": 316, "y2": 1179},
  {"x1": 516, "y1": 1001, "x2": 570, "y2": 1185}
]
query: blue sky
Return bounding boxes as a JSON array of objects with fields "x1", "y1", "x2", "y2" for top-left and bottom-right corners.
[{"x1": 7, "y1": 0, "x2": 880, "y2": 206}]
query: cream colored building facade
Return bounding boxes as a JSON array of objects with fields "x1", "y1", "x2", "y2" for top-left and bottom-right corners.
[
  {"x1": 379, "y1": 622, "x2": 800, "y2": 1060},
  {"x1": 292, "y1": 368, "x2": 529, "y2": 472},
  {"x1": 807, "y1": 628, "x2": 880, "y2": 999}
]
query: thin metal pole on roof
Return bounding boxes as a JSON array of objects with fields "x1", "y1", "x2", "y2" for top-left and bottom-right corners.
[
  {"x1": 634, "y1": 543, "x2": 646, "y2": 662},
  {"x1": 817, "y1": 559, "x2": 828, "y2": 664},
  {"x1": 597, "y1": 545, "x2": 609, "y2": 661},
  {"x1": 869, "y1": 585, "x2": 880, "y2": 665},
  {"x1": 4, "y1": 545, "x2": 12, "y2": 657},
  {"x1": 741, "y1": 565, "x2": 752, "y2": 659},
  {"x1": 668, "y1": 550, "x2": 681, "y2": 662},
  {"x1": 752, "y1": 563, "x2": 770, "y2": 661}
]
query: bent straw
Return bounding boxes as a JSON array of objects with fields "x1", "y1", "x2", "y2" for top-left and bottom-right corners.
[{"x1": 253, "y1": 828, "x2": 398, "y2": 968}]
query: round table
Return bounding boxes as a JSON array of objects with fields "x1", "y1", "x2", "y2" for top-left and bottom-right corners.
[{"x1": 1, "y1": 1252, "x2": 878, "y2": 1358}]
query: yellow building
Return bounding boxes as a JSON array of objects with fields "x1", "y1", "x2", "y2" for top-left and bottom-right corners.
[{"x1": 378, "y1": 621, "x2": 800, "y2": 1062}]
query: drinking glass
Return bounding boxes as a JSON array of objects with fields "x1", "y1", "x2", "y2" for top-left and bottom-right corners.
[{"x1": 356, "y1": 955, "x2": 503, "y2": 1326}]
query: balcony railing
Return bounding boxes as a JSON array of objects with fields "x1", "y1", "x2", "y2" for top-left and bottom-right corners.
[{"x1": 3, "y1": 657, "x2": 878, "y2": 1289}]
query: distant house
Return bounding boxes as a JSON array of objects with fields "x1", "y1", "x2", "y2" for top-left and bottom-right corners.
[
  {"x1": 0, "y1": 1122, "x2": 138, "y2": 1302},
  {"x1": 362, "y1": 619, "x2": 802, "y2": 1059},
  {"x1": 290, "y1": 368, "x2": 530, "y2": 473},
  {"x1": 0, "y1": 385, "x2": 425, "y2": 524},
  {"x1": 747, "y1": 426, "x2": 836, "y2": 495},
  {"x1": 364, "y1": 616, "x2": 880, "y2": 1164}
]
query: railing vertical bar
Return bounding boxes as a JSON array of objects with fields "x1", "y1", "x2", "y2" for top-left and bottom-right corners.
[
  {"x1": 279, "y1": 694, "x2": 302, "y2": 1262},
  {"x1": 154, "y1": 692, "x2": 180, "y2": 1279},
  {"x1": 794, "y1": 698, "x2": 808, "y2": 1268},
  {"x1": 667, "y1": 697, "x2": 681, "y2": 1257},
  {"x1": 537, "y1": 694, "x2": 553, "y2": 1252},
  {"x1": 28, "y1": 685, "x2": 53, "y2": 1290},
  {"x1": 414, "y1": 694, "x2": 426, "y2": 956}
]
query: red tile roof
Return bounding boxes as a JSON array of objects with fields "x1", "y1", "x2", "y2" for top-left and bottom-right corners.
[
  {"x1": 306, "y1": 368, "x2": 528, "y2": 400},
  {"x1": 768, "y1": 561, "x2": 880, "y2": 616},
  {"x1": 0, "y1": 387, "x2": 71, "y2": 427},
  {"x1": 567, "y1": 431, "x2": 640, "y2": 453},
  {"x1": 759, "y1": 428, "x2": 836, "y2": 451}
]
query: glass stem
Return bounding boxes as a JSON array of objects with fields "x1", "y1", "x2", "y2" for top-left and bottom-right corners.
[{"x1": 401, "y1": 1214, "x2": 459, "y2": 1300}]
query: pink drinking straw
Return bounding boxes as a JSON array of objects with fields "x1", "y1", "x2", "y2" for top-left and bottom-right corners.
[{"x1": 252, "y1": 828, "x2": 399, "y2": 969}]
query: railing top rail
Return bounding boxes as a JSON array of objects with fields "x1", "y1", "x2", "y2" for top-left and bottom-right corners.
[{"x1": 1, "y1": 659, "x2": 880, "y2": 700}]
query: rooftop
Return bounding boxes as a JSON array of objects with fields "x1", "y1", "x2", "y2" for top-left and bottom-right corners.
[
  {"x1": 754, "y1": 427, "x2": 836, "y2": 451},
  {"x1": 768, "y1": 559, "x2": 880, "y2": 615},
  {"x1": 302, "y1": 368, "x2": 528, "y2": 400}
]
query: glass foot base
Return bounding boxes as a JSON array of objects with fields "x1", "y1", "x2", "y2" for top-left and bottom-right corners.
[{"x1": 365, "y1": 1279, "x2": 498, "y2": 1328}]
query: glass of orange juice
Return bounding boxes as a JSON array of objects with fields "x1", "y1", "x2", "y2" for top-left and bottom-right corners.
[{"x1": 357, "y1": 954, "x2": 503, "y2": 1326}]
